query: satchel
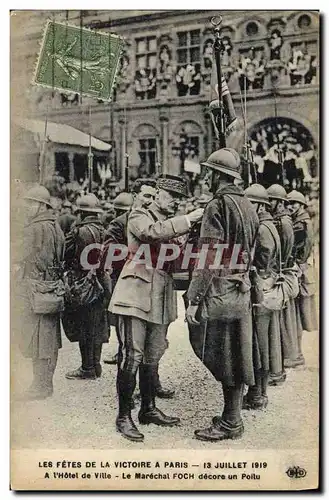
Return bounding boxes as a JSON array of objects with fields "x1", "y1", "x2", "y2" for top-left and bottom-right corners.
[
  {"x1": 202, "y1": 274, "x2": 251, "y2": 322},
  {"x1": 200, "y1": 194, "x2": 255, "y2": 322},
  {"x1": 262, "y1": 274, "x2": 286, "y2": 311},
  {"x1": 64, "y1": 225, "x2": 104, "y2": 309},
  {"x1": 28, "y1": 278, "x2": 65, "y2": 315}
]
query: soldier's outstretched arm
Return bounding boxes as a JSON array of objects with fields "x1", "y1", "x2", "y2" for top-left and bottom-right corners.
[{"x1": 128, "y1": 208, "x2": 192, "y2": 242}]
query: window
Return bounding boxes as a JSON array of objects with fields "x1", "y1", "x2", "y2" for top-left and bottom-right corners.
[
  {"x1": 298, "y1": 14, "x2": 311, "y2": 29},
  {"x1": 135, "y1": 36, "x2": 157, "y2": 100},
  {"x1": 176, "y1": 30, "x2": 201, "y2": 96},
  {"x1": 136, "y1": 36, "x2": 157, "y2": 70},
  {"x1": 246, "y1": 22, "x2": 259, "y2": 36},
  {"x1": 138, "y1": 138, "x2": 157, "y2": 175}
]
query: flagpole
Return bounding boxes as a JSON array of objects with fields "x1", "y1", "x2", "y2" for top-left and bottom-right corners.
[{"x1": 211, "y1": 16, "x2": 226, "y2": 149}]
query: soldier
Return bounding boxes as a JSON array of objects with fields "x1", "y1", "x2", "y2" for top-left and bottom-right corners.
[
  {"x1": 57, "y1": 200, "x2": 76, "y2": 235},
  {"x1": 186, "y1": 148, "x2": 259, "y2": 442},
  {"x1": 16, "y1": 186, "x2": 65, "y2": 399},
  {"x1": 113, "y1": 192, "x2": 134, "y2": 218},
  {"x1": 109, "y1": 174, "x2": 203, "y2": 442},
  {"x1": 287, "y1": 190, "x2": 317, "y2": 363},
  {"x1": 267, "y1": 184, "x2": 299, "y2": 380},
  {"x1": 63, "y1": 194, "x2": 109, "y2": 380},
  {"x1": 244, "y1": 184, "x2": 282, "y2": 409}
]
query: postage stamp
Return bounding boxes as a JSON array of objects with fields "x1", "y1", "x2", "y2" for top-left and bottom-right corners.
[{"x1": 33, "y1": 20, "x2": 123, "y2": 100}]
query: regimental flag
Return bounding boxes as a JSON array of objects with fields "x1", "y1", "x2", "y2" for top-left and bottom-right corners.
[
  {"x1": 209, "y1": 64, "x2": 237, "y2": 138},
  {"x1": 33, "y1": 21, "x2": 124, "y2": 101}
]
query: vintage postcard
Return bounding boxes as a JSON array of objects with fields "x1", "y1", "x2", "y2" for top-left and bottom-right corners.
[{"x1": 10, "y1": 9, "x2": 320, "y2": 491}]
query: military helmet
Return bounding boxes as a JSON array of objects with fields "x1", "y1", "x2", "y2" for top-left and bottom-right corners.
[
  {"x1": 113, "y1": 192, "x2": 133, "y2": 211},
  {"x1": 201, "y1": 148, "x2": 241, "y2": 180},
  {"x1": 267, "y1": 184, "x2": 287, "y2": 201},
  {"x1": 287, "y1": 190, "x2": 307, "y2": 206},
  {"x1": 244, "y1": 184, "x2": 271, "y2": 206},
  {"x1": 76, "y1": 194, "x2": 103, "y2": 213},
  {"x1": 24, "y1": 185, "x2": 52, "y2": 207}
]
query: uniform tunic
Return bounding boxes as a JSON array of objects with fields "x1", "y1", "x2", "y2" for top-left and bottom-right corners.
[
  {"x1": 187, "y1": 184, "x2": 259, "y2": 387},
  {"x1": 15, "y1": 211, "x2": 65, "y2": 360}
]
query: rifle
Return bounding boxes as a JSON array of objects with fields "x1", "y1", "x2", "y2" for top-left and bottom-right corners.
[
  {"x1": 239, "y1": 68, "x2": 258, "y2": 188},
  {"x1": 210, "y1": 16, "x2": 226, "y2": 149}
]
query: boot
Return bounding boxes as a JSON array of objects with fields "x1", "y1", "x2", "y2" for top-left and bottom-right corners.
[
  {"x1": 94, "y1": 344, "x2": 103, "y2": 378},
  {"x1": 268, "y1": 370, "x2": 287, "y2": 386},
  {"x1": 154, "y1": 364, "x2": 175, "y2": 399},
  {"x1": 116, "y1": 369, "x2": 144, "y2": 442},
  {"x1": 211, "y1": 384, "x2": 244, "y2": 430},
  {"x1": 138, "y1": 364, "x2": 180, "y2": 426},
  {"x1": 243, "y1": 374, "x2": 268, "y2": 410},
  {"x1": 195, "y1": 419, "x2": 244, "y2": 442},
  {"x1": 66, "y1": 341, "x2": 96, "y2": 379}
]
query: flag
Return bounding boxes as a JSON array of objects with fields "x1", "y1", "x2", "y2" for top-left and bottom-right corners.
[{"x1": 209, "y1": 63, "x2": 237, "y2": 138}]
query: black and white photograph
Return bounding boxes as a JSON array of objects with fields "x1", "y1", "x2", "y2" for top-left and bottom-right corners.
[{"x1": 10, "y1": 9, "x2": 320, "y2": 491}]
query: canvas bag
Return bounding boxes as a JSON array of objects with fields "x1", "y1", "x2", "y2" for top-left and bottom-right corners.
[{"x1": 65, "y1": 225, "x2": 104, "y2": 310}]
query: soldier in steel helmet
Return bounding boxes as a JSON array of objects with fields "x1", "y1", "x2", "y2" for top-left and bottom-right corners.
[
  {"x1": 286, "y1": 190, "x2": 317, "y2": 362},
  {"x1": 63, "y1": 194, "x2": 109, "y2": 380},
  {"x1": 109, "y1": 175, "x2": 203, "y2": 442},
  {"x1": 15, "y1": 185, "x2": 65, "y2": 399},
  {"x1": 244, "y1": 184, "x2": 282, "y2": 410},
  {"x1": 267, "y1": 184, "x2": 300, "y2": 379},
  {"x1": 186, "y1": 148, "x2": 259, "y2": 442}
]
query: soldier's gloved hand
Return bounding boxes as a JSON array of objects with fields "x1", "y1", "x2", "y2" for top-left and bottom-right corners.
[{"x1": 186, "y1": 208, "x2": 204, "y2": 224}]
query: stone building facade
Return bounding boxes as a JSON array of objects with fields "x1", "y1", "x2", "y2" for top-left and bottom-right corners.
[{"x1": 11, "y1": 10, "x2": 319, "y2": 186}]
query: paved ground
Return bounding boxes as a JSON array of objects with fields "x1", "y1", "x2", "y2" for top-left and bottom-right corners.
[{"x1": 11, "y1": 293, "x2": 319, "y2": 451}]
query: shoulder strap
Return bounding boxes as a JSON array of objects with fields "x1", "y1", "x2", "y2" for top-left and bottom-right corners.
[
  {"x1": 261, "y1": 220, "x2": 282, "y2": 273},
  {"x1": 147, "y1": 209, "x2": 160, "y2": 223},
  {"x1": 225, "y1": 194, "x2": 258, "y2": 271}
]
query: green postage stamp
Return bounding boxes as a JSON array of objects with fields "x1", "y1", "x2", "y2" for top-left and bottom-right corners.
[{"x1": 34, "y1": 20, "x2": 124, "y2": 101}]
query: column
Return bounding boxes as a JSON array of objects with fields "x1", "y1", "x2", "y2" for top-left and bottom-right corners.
[
  {"x1": 68, "y1": 151, "x2": 75, "y2": 182},
  {"x1": 159, "y1": 108, "x2": 169, "y2": 175},
  {"x1": 118, "y1": 113, "x2": 126, "y2": 185}
]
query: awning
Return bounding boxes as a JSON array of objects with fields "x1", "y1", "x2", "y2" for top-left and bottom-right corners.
[{"x1": 16, "y1": 119, "x2": 111, "y2": 152}]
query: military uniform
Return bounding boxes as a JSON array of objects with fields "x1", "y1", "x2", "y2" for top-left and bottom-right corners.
[
  {"x1": 110, "y1": 175, "x2": 202, "y2": 442},
  {"x1": 16, "y1": 186, "x2": 65, "y2": 399},
  {"x1": 243, "y1": 184, "x2": 282, "y2": 410},
  {"x1": 288, "y1": 191, "x2": 317, "y2": 363},
  {"x1": 268, "y1": 185, "x2": 298, "y2": 377},
  {"x1": 63, "y1": 195, "x2": 109, "y2": 380},
  {"x1": 186, "y1": 149, "x2": 259, "y2": 442}
]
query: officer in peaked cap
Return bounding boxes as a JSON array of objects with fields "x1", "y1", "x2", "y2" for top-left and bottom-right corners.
[
  {"x1": 244, "y1": 184, "x2": 282, "y2": 411},
  {"x1": 186, "y1": 148, "x2": 259, "y2": 442},
  {"x1": 109, "y1": 174, "x2": 203, "y2": 442}
]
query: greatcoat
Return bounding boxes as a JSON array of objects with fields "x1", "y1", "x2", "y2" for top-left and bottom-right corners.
[
  {"x1": 62, "y1": 216, "x2": 109, "y2": 344},
  {"x1": 187, "y1": 184, "x2": 259, "y2": 387},
  {"x1": 15, "y1": 211, "x2": 65, "y2": 359},
  {"x1": 109, "y1": 202, "x2": 191, "y2": 325}
]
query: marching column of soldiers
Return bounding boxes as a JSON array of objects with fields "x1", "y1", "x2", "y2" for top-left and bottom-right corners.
[{"x1": 15, "y1": 146, "x2": 318, "y2": 443}]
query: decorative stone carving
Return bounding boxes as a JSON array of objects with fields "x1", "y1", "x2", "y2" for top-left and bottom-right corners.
[
  {"x1": 134, "y1": 67, "x2": 157, "y2": 100},
  {"x1": 157, "y1": 42, "x2": 173, "y2": 97},
  {"x1": 176, "y1": 63, "x2": 201, "y2": 97}
]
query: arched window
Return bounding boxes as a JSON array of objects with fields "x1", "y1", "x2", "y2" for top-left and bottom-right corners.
[{"x1": 246, "y1": 21, "x2": 259, "y2": 36}]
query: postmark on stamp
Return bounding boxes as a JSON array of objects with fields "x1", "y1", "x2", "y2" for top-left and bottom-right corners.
[{"x1": 33, "y1": 20, "x2": 124, "y2": 101}]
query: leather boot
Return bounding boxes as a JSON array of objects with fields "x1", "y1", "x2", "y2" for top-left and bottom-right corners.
[
  {"x1": 94, "y1": 344, "x2": 103, "y2": 378},
  {"x1": 116, "y1": 369, "x2": 144, "y2": 442},
  {"x1": 103, "y1": 353, "x2": 118, "y2": 365},
  {"x1": 243, "y1": 374, "x2": 268, "y2": 410},
  {"x1": 211, "y1": 384, "x2": 244, "y2": 429},
  {"x1": 66, "y1": 341, "x2": 96, "y2": 379},
  {"x1": 154, "y1": 364, "x2": 175, "y2": 399},
  {"x1": 195, "y1": 419, "x2": 244, "y2": 442},
  {"x1": 138, "y1": 364, "x2": 180, "y2": 426},
  {"x1": 268, "y1": 370, "x2": 287, "y2": 386}
]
